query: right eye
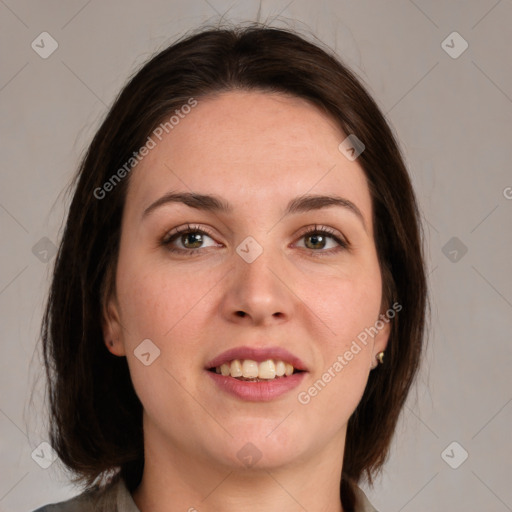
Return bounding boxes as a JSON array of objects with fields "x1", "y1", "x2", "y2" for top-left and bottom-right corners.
[{"x1": 161, "y1": 224, "x2": 221, "y2": 255}]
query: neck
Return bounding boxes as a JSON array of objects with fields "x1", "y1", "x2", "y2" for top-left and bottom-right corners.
[{"x1": 132, "y1": 419, "x2": 346, "y2": 512}]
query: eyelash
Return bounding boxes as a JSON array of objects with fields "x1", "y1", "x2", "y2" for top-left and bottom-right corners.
[{"x1": 161, "y1": 223, "x2": 348, "y2": 257}]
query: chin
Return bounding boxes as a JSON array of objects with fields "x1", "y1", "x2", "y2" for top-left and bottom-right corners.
[{"x1": 208, "y1": 421, "x2": 311, "y2": 471}]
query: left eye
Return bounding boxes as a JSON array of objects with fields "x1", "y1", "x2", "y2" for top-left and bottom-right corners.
[{"x1": 295, "y1": 228, "x2": 347, "y2": 252}]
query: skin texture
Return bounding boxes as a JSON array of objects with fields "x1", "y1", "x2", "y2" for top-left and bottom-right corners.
[{"x1": 103, "y1": 91, "x2": 389, "y2": 512}]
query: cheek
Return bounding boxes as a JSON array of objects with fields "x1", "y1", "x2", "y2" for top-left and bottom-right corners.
[
  {"x1": 115, "y1": 264, "x2": 209, "y2": 414},
  {"x1": 116, "y1": 260, "x2": 211, "y2": 343},
  {"x1": 294, "y1": 259, "x2": 382, "y2": 409},
  {"x1": 114, "y1": 258, "x2": 222, "y2": 399},
  {"x1": 295, "y1": 277, "x2": 381, "y2": 433},
  {"x1": 299, "y1": 258, "x2": 383, "y2": 349}
]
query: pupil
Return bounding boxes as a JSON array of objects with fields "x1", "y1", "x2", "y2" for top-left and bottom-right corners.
[
  {"x1": 183, "y1": 233, "x2": 202, "y2": 248},
  {"x1": 306, "y1": 234, "x2": 325, "y2": 249}
]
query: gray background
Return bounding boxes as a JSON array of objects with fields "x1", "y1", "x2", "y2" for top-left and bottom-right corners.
[{"x1": 1, "y1": 0, "x2": 511, "y2": 511}]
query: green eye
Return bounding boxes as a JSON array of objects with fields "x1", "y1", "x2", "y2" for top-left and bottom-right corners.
[
  {"x1": 179, "y1": 232, "x2": 205, "y2": 249},
  {"x1": 162, "y1": 224, "x2": 219, "y2": 255},
  {"x1": 161, "y1": 223, "x2": 348, "y2": 257},
  {"x1": 297, "y1": 226, "x2": 348, "y2": 253},
  {"x1": 304, "y1": 232, "x2": 329, "y2": 250}
]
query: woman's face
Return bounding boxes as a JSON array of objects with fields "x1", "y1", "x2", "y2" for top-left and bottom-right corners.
[{"x1": 104, "y1": 90, "x2": 389, "y2": 470}]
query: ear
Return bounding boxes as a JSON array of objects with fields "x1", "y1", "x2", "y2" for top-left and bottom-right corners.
[
  {"x1": 102, "y1": 291, "x2": 126, "y2": 357},
  {"x1": 369, "y1": 307, "x2": 393, "y2": 369},
  {"x1": 373, "y1": 311, "x2": 391, "y2": 354}
]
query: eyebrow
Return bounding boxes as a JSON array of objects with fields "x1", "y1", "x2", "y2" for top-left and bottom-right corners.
[
  {"x1": 286, "y1": 194, "x2": 365, "y2": 228},
  {"x1": 142, "y1": 191, "x2": 366, "y2": 228}
]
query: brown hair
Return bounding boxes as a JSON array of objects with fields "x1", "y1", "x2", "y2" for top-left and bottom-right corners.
[{"x1": 41, "y1": 23, "x2": 427, "y2": 509}]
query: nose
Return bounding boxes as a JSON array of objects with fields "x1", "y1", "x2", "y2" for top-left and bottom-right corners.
[{"x1": 220, "y1": 243, "x2": 294, "y2": 326}]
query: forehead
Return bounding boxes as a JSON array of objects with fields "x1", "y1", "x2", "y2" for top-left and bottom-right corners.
[{"x1": 125, "y1": 90, "x2": 372, "y2": 226}]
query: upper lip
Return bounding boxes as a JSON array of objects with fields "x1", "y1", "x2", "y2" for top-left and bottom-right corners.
[{"x1": 206, "y1": 345, "x2": 308, "y2": 372}]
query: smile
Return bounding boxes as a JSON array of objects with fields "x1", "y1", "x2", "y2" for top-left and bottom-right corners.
[
  {"x1": 206, "y1": 346, "x2": 308, "y2": 401},
  {"x1": 210, "y1": 359, "x2": 301, "y2": 381}
]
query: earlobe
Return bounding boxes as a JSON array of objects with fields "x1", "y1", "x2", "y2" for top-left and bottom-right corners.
[
  {"x1": 370, "y1": 351, "x2": 385, "y2": 369},
  {"x1": 369, "y1": 310, "x2": 392, "y2": 370},
  {"x1": 102, "y1": 296, "x2": 126, "y2": 357}
]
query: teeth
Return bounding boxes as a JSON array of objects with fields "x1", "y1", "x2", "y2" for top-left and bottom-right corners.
[
  {"x1": 242, "y1": 360, "x2": 259, "y2": 378},
  {"x1": 230, "y1": 359, "x2": 243, "y2": 377},
  {"x1": 258, "y1": 360, "x2": 275, "y2": 379},
  {"x1": 213, "y1": 359, "x2": 298, "y2": 380}
]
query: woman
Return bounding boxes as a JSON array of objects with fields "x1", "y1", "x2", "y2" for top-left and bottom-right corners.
[{"x1": 35, "y1": 23, "x2": 427, "y2": 512}]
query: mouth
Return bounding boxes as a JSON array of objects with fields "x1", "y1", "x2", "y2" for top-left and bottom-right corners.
[
  {"x1": 205, "y1": 346, "x2": 308, "y2": 401},
  {"x1": 208, "y1": 358, "x2": 305, "y2": 382}
]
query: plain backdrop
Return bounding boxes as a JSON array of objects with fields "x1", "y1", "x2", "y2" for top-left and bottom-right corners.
[{"x1": 1, "y1": 1, "x2": 511, "y2": 511}]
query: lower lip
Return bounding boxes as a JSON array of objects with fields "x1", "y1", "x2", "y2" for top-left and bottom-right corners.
[{"x1": 206, "y1": 371, "x2": 306, "y2": 402}]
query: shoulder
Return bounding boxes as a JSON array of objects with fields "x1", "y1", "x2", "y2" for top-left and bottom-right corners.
[
  {"x1": 31, "y1": 492, "x2": 96, "y2": 512},
  {"x1": 30, "y1": 477, "x2": 132, "y2": 512}
]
